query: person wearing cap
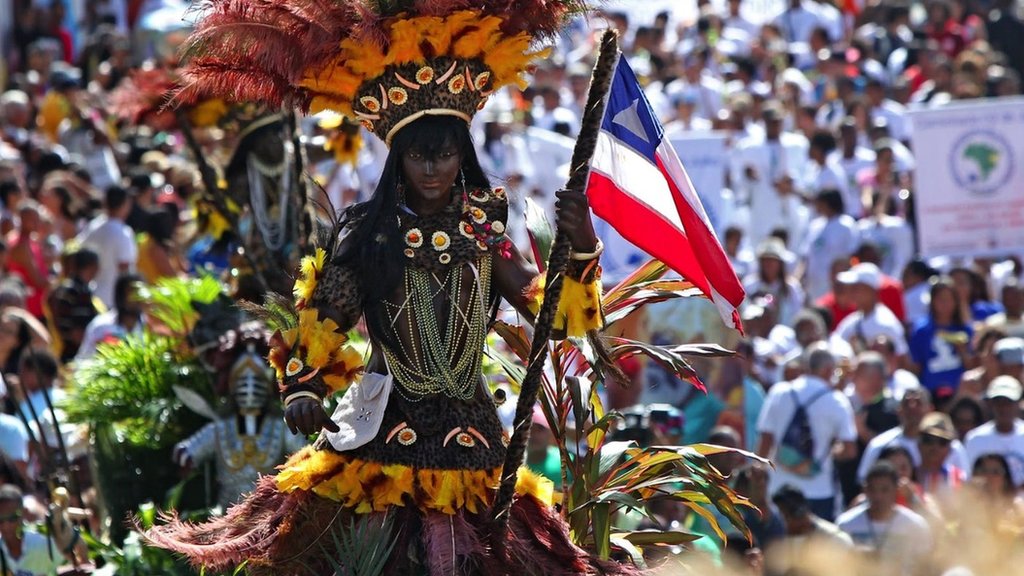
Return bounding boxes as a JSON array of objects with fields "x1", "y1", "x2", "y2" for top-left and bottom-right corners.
[
  {"x1": 993, "y1": 336, "x2": 1024, "y2": 381},
  {"x1": 663, "y1": 88, "x2": 712, "y2": 135},
  {"x1": 917, "y1": 411, "x2": 966, "y2": 496},
  {"x1": 745, "y1": 238, "x2": 805, "y2": 326},
  {"x1": 857, "y1": 386, "x2": 970, "y2": 484},
  {"x1": 838, "y1": 351, "x2": 900, "y2": 503},
  {"x1": 798, "y1": 189, "x2": 859, "y2": 302},
  {"x1": 964, "y1": 375, "x2": 1024, "y2": 486},
  {"x1": 830, "y1": 262, "x2": 909, "y2": 360},
  {"x1": 732, "y1": 99, "x2": 810, "y2": 247}
]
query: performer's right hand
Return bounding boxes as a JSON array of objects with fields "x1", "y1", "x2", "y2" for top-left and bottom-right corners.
[{"x1": 285, "y1": 398, "x2": 341, "y2": 435}]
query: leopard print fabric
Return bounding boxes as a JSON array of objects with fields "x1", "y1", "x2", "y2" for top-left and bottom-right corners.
[
  {"x1": 398, "y1": 186, "x2": 510, "y2": 273},
  {"x1": 302, "y1": 188, "x2": 512, "y2": 470}
]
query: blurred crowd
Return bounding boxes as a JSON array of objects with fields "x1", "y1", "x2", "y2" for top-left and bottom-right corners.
[{"x1": 0, "y1": 0, "x2": 1023, "y2": 574}]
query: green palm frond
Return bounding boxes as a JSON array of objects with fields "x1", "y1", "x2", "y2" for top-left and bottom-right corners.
[
  {"x1": 238, "y1": 292, "x2": 298, "y2": 334},
  {"x1": 139, "y1": 275, "x2": 226, "y2": 336},
  {"x1": 321, "y1": 513, "x2": 397, "y2": 576},
  {"x1": 62, "y1": 333, "x2": 213, "y2": 446}
]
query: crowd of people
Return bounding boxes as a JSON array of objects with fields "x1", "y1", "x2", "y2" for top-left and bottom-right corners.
[{"x1": 0, "y1": 0, "x2": 1023, "y2": 574}]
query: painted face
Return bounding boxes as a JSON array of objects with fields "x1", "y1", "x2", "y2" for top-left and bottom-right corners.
[{"x1": 400, "y1": 143, "x2": 462, "y2": 205}]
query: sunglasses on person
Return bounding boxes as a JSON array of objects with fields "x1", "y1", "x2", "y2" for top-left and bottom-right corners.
[{"x1": 920, "y1": 435, "x2": 952, "y2": 447}]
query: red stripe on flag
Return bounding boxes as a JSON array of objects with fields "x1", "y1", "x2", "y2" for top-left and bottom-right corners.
[
  {"x1": 655, "y1": 155, "x2": 746, "y2": 310},
  {"x1": 587, "y1": 172, "x2": 714, "y2": 299}
]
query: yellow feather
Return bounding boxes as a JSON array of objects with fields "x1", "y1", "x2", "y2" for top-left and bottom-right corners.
[
  {"x1": 452, "y1": 15, "x2": 503, "y2": 59},
  {"x1": 554, "y1": 276, "x2": 604, "y2": 337}
]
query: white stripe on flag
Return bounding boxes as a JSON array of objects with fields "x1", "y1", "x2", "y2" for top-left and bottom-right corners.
[
  {"x1": 654, "y1": 141, "x2": 718, "y2": 236},
  {"x1": 590, "y1": 130, "x2": 686, "y2": 233}
]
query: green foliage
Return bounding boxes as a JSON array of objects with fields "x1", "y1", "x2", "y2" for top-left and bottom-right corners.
[
  {"x1": 62, "y1": 333, "x2": 212, "y2": 446},
  {"x1": 138, "y1": 275, "x2": 225, "y2": 337},
  {"x1": 499, "y1": 214, "x2": 759, "y2": 564},
  {"x1": 62, "y1": 278, "x2": 225, "y2": 545},
  {"x1": 319, "y1": 513, "x2": 397, "y2": 576}
]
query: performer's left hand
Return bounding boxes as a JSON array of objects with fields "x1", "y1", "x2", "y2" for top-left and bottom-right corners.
[{"x1": 554, "y1": 188, "x2": 598, "y2": 253}]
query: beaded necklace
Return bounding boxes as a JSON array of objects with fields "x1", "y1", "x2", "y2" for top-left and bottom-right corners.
[{"x1": 381, "y1": 254, "x2": 492, "y2": 401}]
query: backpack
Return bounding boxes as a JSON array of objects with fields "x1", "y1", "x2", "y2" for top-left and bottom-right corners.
[{"x1": 776, "y1": 386, "x2": 832, "y2": 477}]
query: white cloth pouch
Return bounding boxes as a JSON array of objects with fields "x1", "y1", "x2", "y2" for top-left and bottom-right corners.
[{"x1": 324, "y1": 372, "x2": 394, "y2": 452}]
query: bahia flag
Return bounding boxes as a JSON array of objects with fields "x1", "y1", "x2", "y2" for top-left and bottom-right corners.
[{"x1": 585, "y1": 56, "x2": 746, "y2": 330}]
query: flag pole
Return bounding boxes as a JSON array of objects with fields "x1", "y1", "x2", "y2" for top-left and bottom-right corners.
[{"x1": 491, "y1": 30, "x2": 619, "y2": 533}]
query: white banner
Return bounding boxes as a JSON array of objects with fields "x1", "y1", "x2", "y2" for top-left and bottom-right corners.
[{"x1": 909, "y1": 97, "x2": 1024, "y2": 259}]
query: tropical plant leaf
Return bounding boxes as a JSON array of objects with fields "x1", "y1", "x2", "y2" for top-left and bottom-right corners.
[
  {"x1": 492, "y1": 320, "x2": 531, "y2": 362},
  {"x1": 601, "y1": 337, "x2": 705, "y2": 392},
  {"x1": 611, "y1": 530, "x2": 701, "y2": 545},
  {"x1": 594, "y1": 440, "x2": 636, "y2": 480},
  {"x1": 322, "y1": 513, "x2": 397, "y2": 576},
  {"x1": 524, "y1": 197, "x2": 554, "y2": 271},
  {"x1": 172, "y1": 385, "x2": 219, "y2": 421},
  {"x1": 139, "y1": 275, "x2": 225, "y2": 336},
  {"x1": 486, "y1": 348, "x2": 526, "y2": 390},
  {"x1": 603, "y1": 259, "x2": 668, "y2": 305},
  {"x1": 609, "y1": 535, "x2": 647, "y2": 569}
]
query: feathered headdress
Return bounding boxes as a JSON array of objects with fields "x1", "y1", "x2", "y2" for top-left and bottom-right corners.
[{"x1": 178, "y1": 0, "x2": 592, "y2": 145}]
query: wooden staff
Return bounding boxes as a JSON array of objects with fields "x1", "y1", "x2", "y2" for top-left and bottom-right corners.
[{"x1": 491, "y1": 30, "x2": 619, "y2": 531}]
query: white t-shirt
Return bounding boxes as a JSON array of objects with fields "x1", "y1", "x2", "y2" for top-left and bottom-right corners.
[
  {"x1": 75, "y1": 215, "x2": 137, "y2": 309},
  {"x1": 800, "y1": 215, "x2": 860, "y2": 302},
  {"x1": 903, "y1": 282, "x2": 931, "y2": 329},
  {"x1": 831, "y1": 303, "x2": 908, "y2": 356},
  {"x1": 802, "y1": 160, "x2": 859, "y2": 218},
  {"x1": 0, "y1": 412, "x2": 28, "y2": 462},
  {"x1": 836, "y1": 503, "x2": 932, "y2": 573},
  {"x1": 857, "y1": 426, "x2": 970, "y2": 483},
  {"x1": 857, "y1": 216, "x2": 914, "y2": 278},
  {"x1": 757, "y1": 375, "x2": 857, "y2": 499},
  {"x1": 829, "y1": 147, "x2": 876, "y2": 193},
  {"x1": 772, "y1": 4, "x2": 823, "y2": 43},
  {"x1": 964, "y1": 420, "x2": 1024, "y2": 486},
  {"x1": 0, "y1": 529, "x2": 63, "y2": 576},
  {"x1": 75, "y1": 310, "x2": 146, "y2": 361}
]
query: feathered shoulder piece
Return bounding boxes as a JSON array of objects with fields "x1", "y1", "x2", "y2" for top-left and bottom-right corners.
[{"x1": 179, "y1": 0, "x2": 593, "y2": 145}]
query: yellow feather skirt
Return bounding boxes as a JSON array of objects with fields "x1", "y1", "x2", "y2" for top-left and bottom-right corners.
[{"x1": 276, "y1": 446, "x2": 554, "y2": 515}]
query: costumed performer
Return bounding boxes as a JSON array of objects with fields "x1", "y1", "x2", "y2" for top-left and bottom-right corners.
[{"x1": 144, "y1": 1, "x2": 637, "y2": 574}]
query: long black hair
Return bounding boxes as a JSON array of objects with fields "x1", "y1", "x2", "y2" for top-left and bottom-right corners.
[{"x1": 336, "y1": 115, "x2": 491, "y2": 340}]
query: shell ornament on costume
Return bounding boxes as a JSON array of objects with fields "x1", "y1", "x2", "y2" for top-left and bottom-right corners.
[
  {"x1": 396, "y1": 428, "x2": 417, "y2": 446},
  {"x1": 405, "y1": 228, "x2": 424, "y2": 248},
  {"x1": 431, "y1": 231, "x2": 451, "y2": 251},
  {"x1": 455, "y1": 432, "x2": 476, "y2": 448},
  {"x1": 285, "y1": 358, "x2": 304, "y2": 377}
]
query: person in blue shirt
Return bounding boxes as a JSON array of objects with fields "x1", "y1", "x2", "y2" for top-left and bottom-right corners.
[{"x1": 908, "y1": 277, "x2": 976, "y2": 402}]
